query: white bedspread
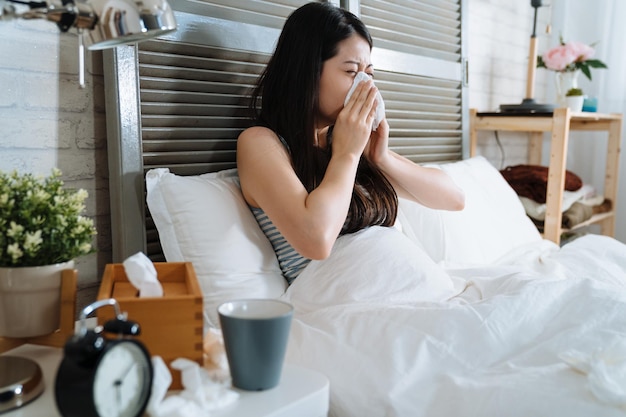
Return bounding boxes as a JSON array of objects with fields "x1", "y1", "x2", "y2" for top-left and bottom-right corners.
[{"x1": 281, "y1": 227, "x2": 626, "y2": 417}]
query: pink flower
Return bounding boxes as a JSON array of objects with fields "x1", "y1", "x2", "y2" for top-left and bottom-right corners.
[
  {"x1": 538, "y1": 39, "x2": 607, "y2": 80},
  {"x1": 566, "y1": 41, "x2": 595, "y2": 62},
  {"x1": 542, "y1": 44, "x2": 577, "y2": 71}
]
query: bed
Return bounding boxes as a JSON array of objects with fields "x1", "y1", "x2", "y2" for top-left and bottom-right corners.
[
  {"x1": 143, "y1": 155, "x2": 626, "y2": 417},
  {"x1": 97, "y1": 1, "x2": 626, "y2": 415}
]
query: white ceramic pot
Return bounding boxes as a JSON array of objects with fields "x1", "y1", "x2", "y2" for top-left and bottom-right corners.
[
  {"x1": 566, "y1": 95, "x2": 584, "y2": 112},
  {"x1": 0, "y1": 260, "x2": 74, "y2": 338}
]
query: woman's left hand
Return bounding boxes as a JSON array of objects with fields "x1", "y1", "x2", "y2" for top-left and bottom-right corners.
[
  {"x1": 362, "y1": 116, "x2": 465, "y2": 211},
  {"x1": 363, "y1": 117, "x2": 392, "y2": 168}
]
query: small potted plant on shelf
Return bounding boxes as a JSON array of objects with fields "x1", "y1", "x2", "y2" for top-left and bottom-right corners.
[
  {"x1": 0, "y1": 168, "x2": 97, "y2": 338},
  {"x1": 565, "y1": 87, "x2": 585, "y2": 112}
]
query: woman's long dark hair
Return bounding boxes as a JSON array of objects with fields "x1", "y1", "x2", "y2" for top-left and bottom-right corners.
[{"x1": 250, "y1": 2, "x2": 397, "y2": 234}]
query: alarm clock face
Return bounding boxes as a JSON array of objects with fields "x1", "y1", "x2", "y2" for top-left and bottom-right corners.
[{"x1": 92, "y1": 340, "x2": 152, "y2": 417}]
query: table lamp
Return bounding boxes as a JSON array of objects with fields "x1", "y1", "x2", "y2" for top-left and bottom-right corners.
[{"x1": 499, "y1": 0, "x2": 555, "y2": 113}]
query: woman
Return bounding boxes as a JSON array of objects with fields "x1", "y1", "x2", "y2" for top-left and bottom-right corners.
[{"x1": 237, "y1": 2, "x2": 464, "y2": 283}]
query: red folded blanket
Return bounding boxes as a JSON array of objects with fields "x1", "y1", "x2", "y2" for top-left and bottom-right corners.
[{"x1": 500, "y1": 165, "x2": 583, "y2": 204}]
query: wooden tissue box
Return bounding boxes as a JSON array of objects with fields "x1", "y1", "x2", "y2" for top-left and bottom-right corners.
[{"x1": 97, "y1": 262, "x2": 203, "y2": 390}]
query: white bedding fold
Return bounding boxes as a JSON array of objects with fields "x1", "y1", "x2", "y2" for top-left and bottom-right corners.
[
  {"x1": 282, "y1": 228, "x2": 626, "y2": 417},
  {"x1": 283, "y1": 227, "x2": 459, "y2": 313}
]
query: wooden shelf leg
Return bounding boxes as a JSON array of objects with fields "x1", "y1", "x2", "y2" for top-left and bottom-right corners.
[
  {"x1": 528, "y1": 132, "x2": 543, "y2": 166},
  {"x1": 469, "y1": 109, "x2": 478, "y2": 157},
  {"x1": 601, "y1": 118, "x2": 623, "y2": 237},
  {"x1": 543, "y1": 108, "x2": 571, "y2": 245}
]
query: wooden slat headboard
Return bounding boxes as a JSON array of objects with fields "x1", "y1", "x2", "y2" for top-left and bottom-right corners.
[{"x1": 103, "y1": 0, "x2": 468, "y2": 263}]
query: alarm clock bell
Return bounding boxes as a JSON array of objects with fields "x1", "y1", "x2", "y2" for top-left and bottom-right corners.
[{"x1": 54, "y1": 298, "x2": 153, "y2": 417}]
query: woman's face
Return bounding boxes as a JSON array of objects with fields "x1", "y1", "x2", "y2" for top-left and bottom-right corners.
[{"x1": 317, "y1": 34, "x2": 373, "y2": 128}]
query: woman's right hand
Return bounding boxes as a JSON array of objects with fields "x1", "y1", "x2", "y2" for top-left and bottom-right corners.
[{"x1": 331, "y1": 79, "x2": 379, "y2": 158}]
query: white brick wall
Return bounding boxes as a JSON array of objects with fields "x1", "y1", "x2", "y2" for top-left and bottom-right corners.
[
  {"x1": 0, "y1": 18, "x2": 110, "y2": 301},
  {"x1": 468, "y1": 0, "x2": 553, "y2": 169}
]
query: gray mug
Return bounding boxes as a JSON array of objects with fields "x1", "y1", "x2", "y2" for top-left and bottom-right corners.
[{"x1": 218, "y1": 299, "x2": 293, "y2": 391}]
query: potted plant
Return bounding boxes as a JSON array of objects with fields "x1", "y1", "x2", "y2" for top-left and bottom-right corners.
[
  {"x1": 565, "y1": 87, "x2": 585, "y2": 112},
  {"x1": 0, "y1": 168, "x2": 97, "y2": 338}
]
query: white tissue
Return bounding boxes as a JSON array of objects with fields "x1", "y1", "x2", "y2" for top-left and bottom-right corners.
[
  {"x1": 173, "y1": 358, "x2": 239, "y2": 411},
  {"x1": 560, "y1": 338, "x2": 626, "y2": 406},
  {"x1": 344, "y1": 71, "x2": 385, "y2": 131},
  {"x1": 147, "y1": 356, "x2": 172, "y2": 416},
  {"x1": 148, "y1": 356, "x2": 239, "y2": 417},
  {"x1": 123, "y1": 251, "x2": 163, "y2": 297}
]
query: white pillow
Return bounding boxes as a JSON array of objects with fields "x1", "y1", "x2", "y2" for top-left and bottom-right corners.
[
  {"x1": 398, "y1": 156, "x2": 542, "y2": 267},
  {"x1": 145, "y1": 168, "x2": 287, "y2": 328}
]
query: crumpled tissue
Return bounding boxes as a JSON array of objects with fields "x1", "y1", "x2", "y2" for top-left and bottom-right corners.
[
  {"x1": 560, "y1": 338, "x2": 626, "y2": 406},
  {"x1": 344, "y1": 71, "x2": 385, "y2": 131},
  {"x1": 146, "y1": 330, "x2": 238, "y2": 417},
  {"x1": 203, "y1": 327, "x2": 230, "y2": 381},
  {"x1": 147, "y1": 356, "x2": 238, "y2": 417},
  {"x1": 123, "y1": 251, "x2": 163, "y2": 297}
]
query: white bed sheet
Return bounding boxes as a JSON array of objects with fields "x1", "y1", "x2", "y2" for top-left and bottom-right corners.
[{"x1": 281, "y1": 227, "x2": 626, "y2": 417}]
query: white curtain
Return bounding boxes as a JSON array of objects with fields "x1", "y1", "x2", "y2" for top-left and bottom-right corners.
[{"x1": 552, "y1": 0, "x2": 626, "y2": 242}]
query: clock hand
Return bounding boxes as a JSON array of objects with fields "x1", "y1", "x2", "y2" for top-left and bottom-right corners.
[
  {"x1": 110, "y1": 361, "x2": 138, "y2": 413},
  {"x1": 115, "y1": 361, "x2": 139, "y2": 386},
  {"x1": 115, "y1": 380, "x2": 122, "y2": 414},
  {"x1": 113, "y1": 379, "x2": 122, "y2": 404}
]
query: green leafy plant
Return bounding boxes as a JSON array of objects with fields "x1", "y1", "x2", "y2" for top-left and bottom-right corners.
[
  {"x1": 565, "y1": 88, "x2": 584, "y2": 97},
  {"x1": 0, "y1": 169, "x2": 97, "y2": 267}
]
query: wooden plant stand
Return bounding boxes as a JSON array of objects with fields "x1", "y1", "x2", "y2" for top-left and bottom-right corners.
[{"x1": 0, "y1": 269, "x2": 77, "y2": 353}]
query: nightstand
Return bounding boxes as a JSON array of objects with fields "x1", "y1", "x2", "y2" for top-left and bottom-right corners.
[
  {"x1": 470, "y1": 108, "x2": 623, "y2": 244},
  {"x1": 1, "y1": 344, "x2": 329, "y2": 417}
]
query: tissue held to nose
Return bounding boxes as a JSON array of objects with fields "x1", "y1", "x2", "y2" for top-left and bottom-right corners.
[{"x1": 343, "y1": 71, "x2": 385, "y2": 130}]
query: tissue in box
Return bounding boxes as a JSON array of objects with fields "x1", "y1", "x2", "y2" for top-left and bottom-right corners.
[{"x1": 97, "y1": 262, "x2": 203, "y2": 390}]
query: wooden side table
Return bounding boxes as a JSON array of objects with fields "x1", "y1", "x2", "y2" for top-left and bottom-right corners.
[{"x1": 469, "y1": 108, "x2": 623, "y2": 244}]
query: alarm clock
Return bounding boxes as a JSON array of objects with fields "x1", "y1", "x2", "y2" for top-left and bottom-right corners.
[{"x1": 55, "y1": 298, "x2": 153, "y2": 417}]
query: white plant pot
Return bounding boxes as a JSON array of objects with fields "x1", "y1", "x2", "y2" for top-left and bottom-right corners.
[
  {"x1": 566, "y1": 96, "x2": 584, "y2": 112},
  {"x1": 0, "y1": 260, "x2": 74, "y2": 338}
]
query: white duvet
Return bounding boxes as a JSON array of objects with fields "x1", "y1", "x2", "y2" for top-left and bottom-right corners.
[{"x1": 281, "y1": 227, "x2": 626, "y2": 417}]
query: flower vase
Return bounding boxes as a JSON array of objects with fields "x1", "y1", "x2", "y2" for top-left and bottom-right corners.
[
  {"x1": 555, "y1": 70, "x2": 580, "y2": 108},
  {"x1": 0, "y1": 260, "x2": 74, "y2": 338}
]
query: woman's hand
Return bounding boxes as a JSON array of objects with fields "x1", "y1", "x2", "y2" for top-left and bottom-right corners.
[
  {"x1": 359, "y1": 110, "x2": 466, "y2": 212},
  {"x1": 332, "y1": 79, "x2": 379, "y2": 158},
  {"x1": 363, "y1": 116, "x2": 392, "y2": 168}
]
